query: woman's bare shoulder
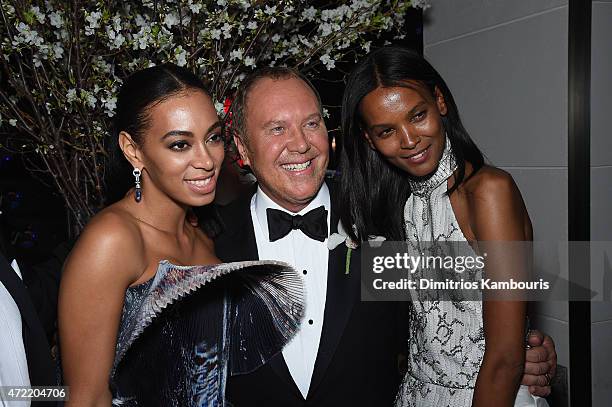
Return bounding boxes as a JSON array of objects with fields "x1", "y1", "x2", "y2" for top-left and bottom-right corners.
[
  {"x1": 462, "y1": 164, "x2": 519, "y2": 201},
  {"x1": 64, "y1": 204, "x2": 146, "y2": 284}
]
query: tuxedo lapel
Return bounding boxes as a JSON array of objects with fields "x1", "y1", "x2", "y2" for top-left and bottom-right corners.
[
  {"x1": 0, "y1": 254, "x2": 55, "y2": 386},
  {"x1": 215, "y1": 194, "x2": 302, "y2": 398},
  {"x1": 307, "y1": 188, "x2": 360, "y2": 397},
  {"x1": 214, "y1": 196, "x2": 258, "y2": 263},
  {"x1": 267, "y1": 353, "x2": 303, "y2": 398}
]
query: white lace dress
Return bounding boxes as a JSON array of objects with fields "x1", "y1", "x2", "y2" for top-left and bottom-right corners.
[{"x1": 395, "y1": 138, "x2": 547, "y2": 407}]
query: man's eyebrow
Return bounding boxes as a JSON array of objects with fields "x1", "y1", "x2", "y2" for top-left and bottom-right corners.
[
  {"x1": 304, "y1": 113, "x2": 322, "y2": 121},
  {"x1": 262, "y1": 119, "x2": 287, "y2": 128},
  {"x1": 206, "y1": 121, "x2": 222, "y2": 133}
]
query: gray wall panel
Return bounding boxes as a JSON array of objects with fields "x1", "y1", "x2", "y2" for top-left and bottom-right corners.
[
  {"x1": 425, "y1": 8, "x2": 568, "y2": 167},
  {"x1": 424, "y1": 0, "x2": 568, "y2": 45}
]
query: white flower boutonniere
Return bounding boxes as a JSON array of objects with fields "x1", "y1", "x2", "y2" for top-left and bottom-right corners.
[{"x1": 328, "y1": 221, "x2": 386, "y2": 274}]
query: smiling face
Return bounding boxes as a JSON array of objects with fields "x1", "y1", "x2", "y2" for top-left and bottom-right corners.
[
  {"x1": 359, "y1": 82, "x2": 448, "y2": 178},
  {"x1": 235, "y1": 76, "x2": 329, "y2": 212},
  {"x1": 122, "y1": 90, "x2": 225, "y2": 207}
]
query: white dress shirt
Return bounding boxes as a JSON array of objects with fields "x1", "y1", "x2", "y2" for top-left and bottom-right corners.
[
  {"x1": 250, "y1": 184, "x2": 330, "y2": 399},
  {"x1": 0, "y1": 260, "x2": 31, "y2": 407}
]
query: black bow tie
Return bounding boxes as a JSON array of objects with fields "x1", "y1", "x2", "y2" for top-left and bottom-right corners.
[{"x1": 266, "y1": 206, "x2": 328, "y2": 242}]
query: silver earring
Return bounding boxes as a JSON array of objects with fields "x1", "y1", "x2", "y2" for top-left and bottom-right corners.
[{"x1": 133, "y1": 168, "x2": 142, "y2": 202}]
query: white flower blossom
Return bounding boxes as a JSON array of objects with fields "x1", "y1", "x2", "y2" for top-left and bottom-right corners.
[
  {"x1": 189, "y1": 3, "x2": 203, "y2": 14},
  {"x1": 81, "y1": 90, "x2": 97, "y2": 108},
  {"x1": 33, "y1": 55, "x2": 42, "y2": 67},
  {"x1": 164, "y1": 12, "x2": 180, "y2": 28},
  {"x1": 55, "y1": 28, "x2": 69, "y2": 41},
  {"x1": 210, "y1": 29, "x2": 221, "y2": 40},
  {"x1": 362, "y1": 41, "x2": 371, "y2": 53},
  {"x1": 135, "y1": 14, "x2": 147, "y2": 27},
  {"x1": 214, "y1": 101, "x2": 224, "y2": 114},
  {"x1": 106, "y1": 27, "x2": 125, "y2": 49},
  {"x1": 322, "y1": 108, "x2": 330, "y2": 118},
  {"x1": 411, "y1": 0, "x2": 431, "y2": 10},
  {"x1": 30, "y1": 6, "x2": 45, "y2": 24},
  {"x1": 13, "y1": 23, "x2": 44, "y2": 47},
  {"x1": 85, "y1": 11, "x2": 102, "y2": 36},
  {"x1": 247, "y1": 21, "x2": 257, "y2": 30},
  {"x1": 66, "y1": 89, "x2": 77, "y2": 103},
  {"x1": 238, "y1": 0, "x2": 250, "y2": 11},
  {"x1": 319, "y1": 22, "x2": 332, "y2": 37},
  {"x1": 264, "y1": 5, "x2": 277, "y2": 15},
  {"x1": 271, "y1": 34, "x2": 281, "y2": 43},
  {"x1": 229, "y1": 48, "x2": 244, "y2": 61},
  {"x1": 49, "y1": 11, "x2": 63, "y2": 28},
  {"x1": 217, "y1": 0, "x2": 227, "y2": 7},
  {"x1": 104, "y1": 96, "x2": 117, "y2": 116},
  {"x1": 112, "y1": 15, "x2": 122, "y2": 32},
  {"x1": 9, "y1": 119, "x2": 17, "y2": 127},
  {"x1": 320, "y1": 53, "x2": 335, "y2": 70},
  {"x1": 133, "y1": 26, "x2": 152, "y2": 50},
  {"x1": 175, "y1": 45, "x2": 188, "y2": 66},
  {"x1": 52, "y1": 43, "x2": 64, "y2": 59},
  {"x1": 244, "y1": 56, "x2": 255, "y2": 67},
  {"x1": 221, "y1": 23, "x2": 232, "y2": 39}
]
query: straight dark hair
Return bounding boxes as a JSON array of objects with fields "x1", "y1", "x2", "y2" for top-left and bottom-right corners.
[
  {"x1": 105, "y1": 63, "x2": 221, "y2": 236},
  {"x1": 338, "y1": 46, "x2": 484, "y2": 242}
]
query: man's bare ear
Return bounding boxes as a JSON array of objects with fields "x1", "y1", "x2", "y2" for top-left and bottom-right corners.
[
  {"x1": 434, "y1": 86, "x2": 448, "y2": 116},
  {"x1": 118, "y1": 131, "x2": 143, "y2": 169},
  {"x1": 233, "y1": 134, "x2": 251, "y2": 167}
]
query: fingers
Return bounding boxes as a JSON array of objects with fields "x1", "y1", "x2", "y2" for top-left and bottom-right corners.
[
  {"x1": 521, "y1": 373, "x2": 549, "y2": 387},
  {"x1": 527, "y1": 329, "x2": 544, "y2": 347},
  {"x1": 524, "y1": 361, "x2": 549, "y2": 376},
  {"x1": 523, "y1": 331, "x2": 556, "y2": 398},
  {"x1": 543, "y1": 333, "x2": 556, "y2": 349},
  {"x1": 528, "y1": 385, "x2": 551, "y2": 397},
  {"x1": 541, "y1": 334, "x2": 557, "y2": 377},
  {"x1": 525, "y1": 345, "x2": 547, "y2": 363}
]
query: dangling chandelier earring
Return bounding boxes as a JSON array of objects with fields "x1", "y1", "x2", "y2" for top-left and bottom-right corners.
[{"x1": 133, "y1": 168, "x2": 142, "y2": 202}]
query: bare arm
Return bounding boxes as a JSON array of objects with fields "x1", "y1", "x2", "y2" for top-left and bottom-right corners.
[
  {"x1": 58, "y1": 212, "x2": 143, "y2": 407},
  {"x1": 469, "y1": 171, "x2": 530, "y2": 407}
]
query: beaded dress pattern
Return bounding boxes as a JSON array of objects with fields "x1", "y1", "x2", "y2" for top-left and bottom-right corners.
[
  {"x1": 395, "y1": 138, "x2": 485, "y2": 407},
  {"x1": 111, "y1": 260, "x2": 304, "y2": 407}
]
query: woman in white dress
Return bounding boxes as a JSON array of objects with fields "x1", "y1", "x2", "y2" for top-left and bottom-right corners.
[{"x1": 338, "y1": 46, "x2": 547, "y2": 407}]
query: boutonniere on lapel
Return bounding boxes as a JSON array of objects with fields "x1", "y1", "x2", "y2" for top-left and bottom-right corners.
[{"x1": 327, "y1": 221, "x2": 386, "y2": 274}]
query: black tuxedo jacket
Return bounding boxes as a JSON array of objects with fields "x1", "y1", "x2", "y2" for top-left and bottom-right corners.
[
  {"x1": 213, "y1": 186, "x2": 408, "y2": 407},
  {"x1": 0, "y1": 254, "x2": 56, "y2": 392}
]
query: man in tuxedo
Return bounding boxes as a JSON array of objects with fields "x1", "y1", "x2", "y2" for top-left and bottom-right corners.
[
  {"x1": 213, "y1": 67, "x2": 556, "y2": 406},
  {"x1": 0, "y1": 252, "x2": 56, "y2": 406}
]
